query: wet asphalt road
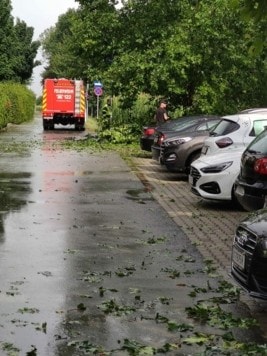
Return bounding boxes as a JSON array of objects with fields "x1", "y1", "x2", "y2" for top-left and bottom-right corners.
[{"x1": 0, "y1": 116, "x2": 265, "y2": 355}]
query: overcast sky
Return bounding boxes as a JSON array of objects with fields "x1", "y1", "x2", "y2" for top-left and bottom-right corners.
[{"x1": 11, "y1": 0, "x2": 79, "y2": 96}]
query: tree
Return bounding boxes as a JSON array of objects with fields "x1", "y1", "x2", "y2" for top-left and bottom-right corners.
[
  {"x1": 231, "y1": 0, "x2": 267, "y2": 54},
  {"x1": 0, "y1": 0, "x2": 16, "y2": 80},
  {"x1": 235, "y1": 0, "x2": 267, "y2": 20},
  {"x1": 13, "y1": 19, "x2": 40, "y2": 83},
  {"x1": 0, "y1": 0, "x2": 40, "y2": 83},
  {"x1": 70, "y1": 0, "x2": 121, "y2": 82},
  {"x1": 40, "y1": 9, "x2": 83, "y2": 80},
  {"x1": 162, "y1": 0, "x2": 267, "y2": 113},
  {"x1": 106, "y1": 0, "x2": 267, "y2": 113},
  {"x1": 40, "y1": 0, "x2": 267, "y2": 118},
  {"x1": 40, "y1": 1, "x2": 121, "y2": 94}
]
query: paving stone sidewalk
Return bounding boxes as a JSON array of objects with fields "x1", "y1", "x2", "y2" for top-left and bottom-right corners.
[{"x1": 132, "y1": 156, "x2": 267, "y2": 339}]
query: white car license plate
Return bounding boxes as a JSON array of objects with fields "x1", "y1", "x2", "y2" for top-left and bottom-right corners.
[
  {"x1": 201, "y1": 146, "x2": 208, "y2": 155},
  {"x1": 235, "y1": 185, "x2": 245, "y2": 197},
  {"x1": 232, "y1": 247, "x2": 245, "y2": 270}
]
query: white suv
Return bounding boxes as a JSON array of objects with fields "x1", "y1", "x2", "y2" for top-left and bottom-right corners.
[
  {"x1": 201, "y1": 113, "x2": 267, "y2": 156},
  {"x1": 189, "y1": 148, "x2": 244, "y2": 203}
]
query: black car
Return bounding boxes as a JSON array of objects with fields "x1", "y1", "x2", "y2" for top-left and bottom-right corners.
[
  {"x1": 140, "y1": 116, "x2": 214, "y2": 151},
  {"x1": 231, "y1": 208, "x2": 267, "y2": 299},
  {"x1": 151, "y1": 115, "x2": 221, "y2": 162},
  {"x1": 140, "y1": 115, "x2": 220, "y2": 153},
  {"x1": 160, "y1": 130, "x2": 210, "y2": 173},
  {"x1": 234, "y1": 128, "x2": 267, "y2": 211},
  {"x1": 140, "y1": 124, "x2": 157, "y2": 151},
  {"x1": 140, "y1": 117, "x2": 196, "y2": 152}
]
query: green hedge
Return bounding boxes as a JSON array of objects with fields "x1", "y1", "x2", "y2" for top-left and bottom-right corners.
[{"x1": 0, "y1": 82, "x2": 36, "y2": 129}]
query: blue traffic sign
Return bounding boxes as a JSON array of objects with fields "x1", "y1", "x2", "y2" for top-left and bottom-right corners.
[{"x1": 93, "y1": 81, "x2": 102, "y2": 88}]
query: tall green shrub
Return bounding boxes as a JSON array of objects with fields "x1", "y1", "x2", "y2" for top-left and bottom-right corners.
[
  {"x1": 0, "y1": 82, "x2": 35, "y2": 129},
  {"x1": 97, "y1": 93, "x2": 156, "y2": 143}
]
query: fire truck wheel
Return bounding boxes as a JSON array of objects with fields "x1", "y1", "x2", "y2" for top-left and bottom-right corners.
[{"x1": 43, "y1": 121, "x2": 49, "y2": 130}]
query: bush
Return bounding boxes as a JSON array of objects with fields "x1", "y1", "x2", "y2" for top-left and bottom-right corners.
[
  {"x1": 0, "y1": 82, "x2": 36, "y2": 129},
  {"x1": 97, "y1": 125, "x2": 137, "y2": 144},
  {"x1": 130, "y1": 93, "x2": 156, "y2": 128},
  {"x1": 97, "y1": 93, "x2": 156, "y2": 144}
]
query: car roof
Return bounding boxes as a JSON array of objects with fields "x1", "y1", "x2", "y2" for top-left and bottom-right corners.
[
  {"x1": 171, "y1": 115, "x2": 219, "y2": 120},
  {"x1": 221, "y1": 112, "x2": 267, "y2": 123},
  {"x1": 158, "y1": 115, "x2": 220, "y2": 130},
  {"x1": 238, "y1": 108, "x2": 267, "y2": 114},
  {"x1": 162, "y1": 115, "x2": 219, "y2": 126}
]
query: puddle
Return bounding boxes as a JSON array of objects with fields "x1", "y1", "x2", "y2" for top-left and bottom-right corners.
[{"x1": 0, "y1": 173, "x2": 32, "y2": 212}]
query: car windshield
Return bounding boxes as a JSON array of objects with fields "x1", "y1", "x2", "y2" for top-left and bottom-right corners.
[
  {"x1": 209, "y1": 119, "x2": 239, "y2": 136},
  {"x1": 246, "y1": 128, "x2": 267, "y2": 155}
]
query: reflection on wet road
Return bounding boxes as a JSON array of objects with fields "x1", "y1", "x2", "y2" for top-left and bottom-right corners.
[{"x1": 0, "y1": 121, "x2": 94, "y2": 354}]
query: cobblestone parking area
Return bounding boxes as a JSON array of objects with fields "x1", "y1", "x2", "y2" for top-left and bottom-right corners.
[{"x1": 132, "y1": 156, "x2": 267, "y2": 339}]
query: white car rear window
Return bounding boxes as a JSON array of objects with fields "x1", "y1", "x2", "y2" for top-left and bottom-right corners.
[{"x1": 251, "y1": 120, "x2": 267, "y2": 136}]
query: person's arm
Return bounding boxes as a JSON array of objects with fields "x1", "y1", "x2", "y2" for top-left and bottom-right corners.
[{"x1": 163, "y1": 112, "x2": 169, "y2": 121}]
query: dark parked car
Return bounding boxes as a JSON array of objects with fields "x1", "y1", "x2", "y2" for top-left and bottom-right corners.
[
  {"x1": 151, "y1": 115, "x2": 221, "y2": 163},
  {"x1": 140, "y1": 117, "x2": 198, "y2": 152},
  {"x1": 231, "y1": 208, "x2": 267, "y2": 299},
  {"x1": 160, "y1": 130, "x2": 212, "y2": 174},
  {"x1": 140, "y1": 124, "x2": 157, "y2": 151},
  {"x1": 140, "y1": 115, "x2": 220, "y2": 152},
  {"x1": 234, "y1": 128, "x2": 267, "y2": 211}
]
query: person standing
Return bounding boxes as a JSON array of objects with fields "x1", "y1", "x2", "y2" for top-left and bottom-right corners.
[{"x1": 155, "y1": 99, "x2": 169, "y2": 126}]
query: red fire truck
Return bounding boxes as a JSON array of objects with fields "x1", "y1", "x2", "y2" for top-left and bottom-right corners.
[{"x1": 42, "y1": 78, "x2": 86, "y2": 130}]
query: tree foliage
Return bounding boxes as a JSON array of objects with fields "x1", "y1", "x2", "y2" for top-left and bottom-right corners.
[
  {"x1": 40, "y1": 9, "x2": 81, "y2": 80},
  {"x1": 235, "y1": 0, "x2": 267, "y2": 20},
  {"x1": 40, "y1": 0, "x2": 267, "y2": 120},
  {"x1": 0, "y1": 0, "x2": 40, "y2": 83},
  {"x1": 231, "y1": 0, "x2": 267, "y2": 55},
  {"x1": 13, "y1": 20, "x2": 41, "y2": 83}
]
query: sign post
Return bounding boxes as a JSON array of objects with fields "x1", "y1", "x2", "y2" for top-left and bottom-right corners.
[
  {"x1": 85, "y1": 83, "x2": 89, "y2": 122},
  {"x1": 93, "y1": 81, "x2": 103, "y2": 120}
]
